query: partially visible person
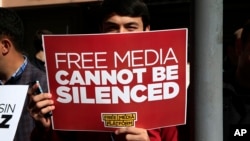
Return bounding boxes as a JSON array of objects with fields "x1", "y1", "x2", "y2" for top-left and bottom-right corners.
[
  {"x1": 236, "y1": 21, "x2": 250, "y2": 89},
  {"x1": 0, "y1": 7, "x2": 47, "y2": 141},
  {"x1": 223, "y1": 27, "x2": 243, "y2": 83},
  {"x1": 28, "y1": 0, "x2": 178, "y2": 141},
  {"x1": 223, "y1": 20, "x2": 250, "y2": 141},
  {"x1": 30, "y1": 29, "x2": 53, "y2": 72},
  {"x1": 99, "y1": 0, "x2": 150, "y2": 33}
]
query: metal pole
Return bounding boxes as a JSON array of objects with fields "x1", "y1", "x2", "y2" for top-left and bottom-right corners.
[{"x1": 192, "y1": 0, "x2": 223, "y2": 140}]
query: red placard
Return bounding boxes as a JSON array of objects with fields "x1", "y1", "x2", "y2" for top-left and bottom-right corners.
[{"x1": 43, "y1": 28, "x2": 188, "y2": 131}]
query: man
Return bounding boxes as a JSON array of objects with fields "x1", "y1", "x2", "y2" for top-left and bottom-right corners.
[
  {"x1": 0, "y1": 8, "x2": 47, "y2": 141},
  {"x1": 30, "y1": 29, "x2": 53, "y2": 72},
  {"x1": 223, "y1": 20, "x2": 250, "y2": 141},
  {"x1": 100, "y1": 0, "x2": 150, "y2": 33},
  {"x1": 28, "y1": 0, "x2": 178, "y2": 141}
]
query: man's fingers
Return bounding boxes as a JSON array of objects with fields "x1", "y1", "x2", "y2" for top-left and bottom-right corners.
[
  {"x1": 28, "y1": 93, "x2": 54, "y2": 120},
  {"x1": 40, "y1": 105, "x2": 55, "y2": 115},
  {"x1": 28, "y1": 93, "x2": 53, "y2": 111},
  {"x1": 115, "y1": 127, "x2": 149, "y2": 141},
  {"x1": 32, "y1": 93, "x2": 52, "y2": 103},
  {"x1": 116, "y1": 127, "x2": 142, "y2": 134}
]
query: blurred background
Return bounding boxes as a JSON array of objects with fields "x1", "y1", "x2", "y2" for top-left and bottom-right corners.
[{"x1": 10, "y1": 0, "x2": 249, "y2": 57}]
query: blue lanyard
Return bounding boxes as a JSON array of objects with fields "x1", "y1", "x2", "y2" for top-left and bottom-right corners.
[{"x1": 12, "y1": 56, "x2": 28, "y2": 77}]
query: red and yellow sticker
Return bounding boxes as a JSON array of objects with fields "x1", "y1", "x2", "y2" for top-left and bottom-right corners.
[{"x1": 102, "y1": 112, "x2": 137, "y2": 128}]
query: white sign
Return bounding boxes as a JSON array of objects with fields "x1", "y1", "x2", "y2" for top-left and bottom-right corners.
[{"x1": 0, "y1": 85, "x2": 28, "y2": 141}]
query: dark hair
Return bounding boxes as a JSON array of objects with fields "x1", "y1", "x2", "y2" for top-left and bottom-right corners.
[
  {"x1": 33, "y1": 29, "x2": 52, "y2": 52},
  {"x1": 0, "y1": 8, "x2": 24, "y2": 52},
  {"x1": 100, "y1": 0, "x2": 150, "y2": 30},
  {"x1": 241, "y1": 20, "x2": 250, "y2": 49}
]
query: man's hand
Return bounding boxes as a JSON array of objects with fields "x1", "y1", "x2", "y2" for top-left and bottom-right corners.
[
  {"x1": 115, "y1": 127, "x2": 150, "y2": 141},
  {"x1": 28, "y1": 83, "x2": 55, "y2": 129}
]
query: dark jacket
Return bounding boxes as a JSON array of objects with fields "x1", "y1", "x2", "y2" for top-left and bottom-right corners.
[{"x1": 6, "y1": 61, "x2": 48, "y2": 141}]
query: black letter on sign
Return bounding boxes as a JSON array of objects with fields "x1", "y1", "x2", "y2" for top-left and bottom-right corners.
[{"x1": 0, "y1": 115, "x2": 12, "y2": 128}]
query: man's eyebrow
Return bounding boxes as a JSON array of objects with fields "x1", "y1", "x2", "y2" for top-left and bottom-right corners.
[
  {"x1": 124, "y1": 22, "x2": 140, "y2": 26},
  {"x1": 103, "y1": 21, "x2": 139, "y2": 26}
]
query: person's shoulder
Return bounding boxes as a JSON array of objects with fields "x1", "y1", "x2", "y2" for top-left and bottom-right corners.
[
  {"x1": 148, "y1": 127, "x2": 178, "y2": 141},
  {"x1": 30, "y1": 57, "x2": 46, "y2": 72},
  {"x1": 26, "y1": 61, "x2": 45, "y2": 74},
  {"x1": 148, "y1": 126, "x2": 178, "y2": 133},
  {"x1": 160, "y1": 126, "x2": 178, "y2": 133}
]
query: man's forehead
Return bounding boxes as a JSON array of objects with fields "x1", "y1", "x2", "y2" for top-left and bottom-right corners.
[{"x1": 104, "y1": 15, "x2": 143, "y2": 24}]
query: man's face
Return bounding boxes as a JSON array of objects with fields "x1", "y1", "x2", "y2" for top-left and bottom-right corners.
[{"x1": 102, "y1": 14, "x2": 149, "y2": 33}]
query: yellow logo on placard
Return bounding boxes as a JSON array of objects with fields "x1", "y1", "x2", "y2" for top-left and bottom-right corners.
[{"x1": 102, "y1": 112, "x2": 137, "y2": 128}]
